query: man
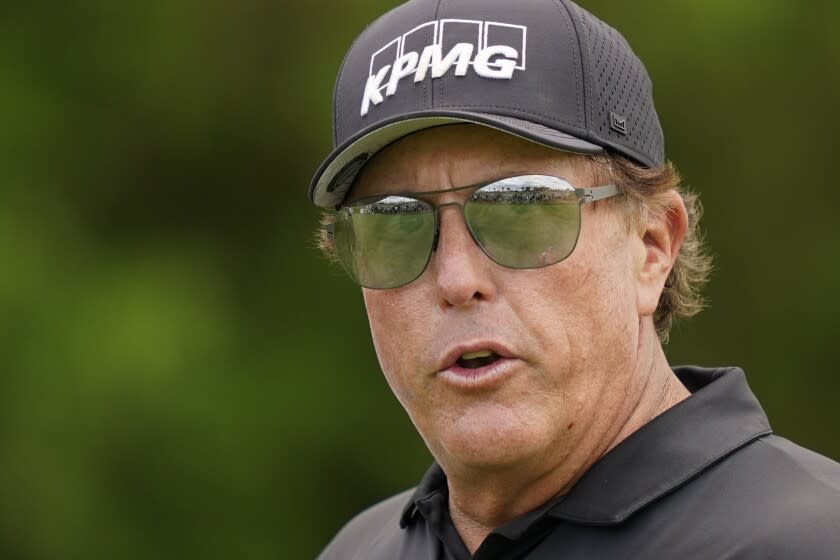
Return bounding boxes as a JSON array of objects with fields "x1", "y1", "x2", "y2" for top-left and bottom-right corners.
[{"x1": 308, "y1": 0, "x2": 840, "y2": 558}]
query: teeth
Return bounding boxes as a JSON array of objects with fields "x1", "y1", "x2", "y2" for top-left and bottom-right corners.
[{"x1": 461, "y1": 350, "x2": 494, "y2": 360}]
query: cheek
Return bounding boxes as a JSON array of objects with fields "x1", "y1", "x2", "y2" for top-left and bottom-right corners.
[
  {"x1": 362, "y1": 288, "x2": 431, "y2": 394},
  {"x1": 574, "y1": 213, "x2": 639, "y2": 307},
  {"x1": 572, "y1": 226, "x2": 641, "y2": 365},
  {"x1": 364, "y1": 291, "x2": 407, "y2": 363},
  {"x1": 514, "y1": 220, "x2": 638, "y2": 360}
]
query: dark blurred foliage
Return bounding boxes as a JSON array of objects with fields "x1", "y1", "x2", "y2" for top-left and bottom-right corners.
[{"x1": 0, "y1": 1, "x2": 838, "y2": 558}]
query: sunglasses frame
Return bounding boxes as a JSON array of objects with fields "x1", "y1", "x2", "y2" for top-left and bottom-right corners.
[{"x1": 327, "y1": 175, "x2": 621, "y2": 289}]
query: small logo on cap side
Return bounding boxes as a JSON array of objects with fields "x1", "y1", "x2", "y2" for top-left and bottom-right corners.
[
  {"x1": 361, "y1": 19, "x2": 527, "y2": 117},
  {"x1": 610, "y1": 112, "x2": 628, "y2": 135}
]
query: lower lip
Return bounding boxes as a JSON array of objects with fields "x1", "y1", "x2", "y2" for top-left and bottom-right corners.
[{"x1": 438, "y1": 358, "x2": 518, "y2": 389}]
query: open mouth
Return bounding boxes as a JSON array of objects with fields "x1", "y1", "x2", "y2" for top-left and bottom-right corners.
[
  {"x1": 456, "y1": 350, "x2": 501, "y2": 369},
  {"x1": 439, "y1": 345, "x2": 517, "y2": 388}
]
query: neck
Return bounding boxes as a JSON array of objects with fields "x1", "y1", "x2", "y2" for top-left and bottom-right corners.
[{"x1": 446, "y1": 332, "x2": 691, "y2": 554}]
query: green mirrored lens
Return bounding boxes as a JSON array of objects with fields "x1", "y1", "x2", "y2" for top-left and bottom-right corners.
[
  {"x1": 465, "y1": 177, "x2": 581, "y2": 268},
  {"x1": 334, "y1": 196, "x2": 435, "y2": 289}
]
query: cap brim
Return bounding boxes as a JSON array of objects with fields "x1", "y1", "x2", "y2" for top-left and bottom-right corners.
[{"x1": 309, "y1": 110, "x2": 603, "y2": 208}]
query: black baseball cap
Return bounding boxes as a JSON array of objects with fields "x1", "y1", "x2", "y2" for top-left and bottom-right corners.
[{"x1": 309, "y1": 0, "x2": 665, "y2": 208}]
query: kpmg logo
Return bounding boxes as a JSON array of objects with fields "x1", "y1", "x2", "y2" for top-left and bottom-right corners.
[{"x1": 361, "y1": 19, "x2": 528, "y2": 116}]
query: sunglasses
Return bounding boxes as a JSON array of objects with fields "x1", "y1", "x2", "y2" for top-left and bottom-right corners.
[{"x1": 328, "y1": 175, "x2": 621, "y2": 289}]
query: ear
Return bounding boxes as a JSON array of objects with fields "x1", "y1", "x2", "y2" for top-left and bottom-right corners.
[{"x1": 636, "y1": 191, "x2": 688, "y2": 317}]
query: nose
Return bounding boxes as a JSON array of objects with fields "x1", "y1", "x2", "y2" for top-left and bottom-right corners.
[{"x1": 428, "y1": 204, "x2": 497, "y2": 307}]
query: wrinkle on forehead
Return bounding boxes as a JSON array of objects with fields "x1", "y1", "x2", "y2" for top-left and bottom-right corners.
[{"x1": 348, "y1": 124, "x2": 588, "y2": 201}]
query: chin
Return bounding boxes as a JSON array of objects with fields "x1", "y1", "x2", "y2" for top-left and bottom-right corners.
[{"x1": 430, "y1": 403, "x2": 553, "y2": 470}]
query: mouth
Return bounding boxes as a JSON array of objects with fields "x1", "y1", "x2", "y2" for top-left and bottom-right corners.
[
  {"x1": 456, "y1": 349, "x2": 502, "y2": 369},
  {"x1": 438, "y1": 344, "x2": 519, "y2": 389}
]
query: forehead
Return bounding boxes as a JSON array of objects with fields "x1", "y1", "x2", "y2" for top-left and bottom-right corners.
[{"x1": 348, "y1": 124, "x2": 589, "y2": 199}]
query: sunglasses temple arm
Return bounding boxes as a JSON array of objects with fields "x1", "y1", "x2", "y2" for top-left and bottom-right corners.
[{"x1": 579, "y1": 184, "x2": 621, "y2": 204}]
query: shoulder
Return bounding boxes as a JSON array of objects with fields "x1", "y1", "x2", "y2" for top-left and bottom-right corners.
[
  {"x1": 748, "y1": 434, "x2": 840, "y2": 506},
  {"x1": 703, "y1": 434, "x2": 840, "y2": 557},
  {"x1": 316, "y1": 488, "x2": 415, "y2": 560},
  {"x1": 753, "y1": 435, "x2": 840, "y2": 520}
]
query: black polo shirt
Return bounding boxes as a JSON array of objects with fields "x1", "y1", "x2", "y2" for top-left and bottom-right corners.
[{"x1": 318, "y1": 367, "x2": 840, "y2": 559}]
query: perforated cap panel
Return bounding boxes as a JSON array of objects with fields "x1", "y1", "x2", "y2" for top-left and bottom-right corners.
[{"x1": 564, "y1": 1, "x2": 664, "y2": 166}]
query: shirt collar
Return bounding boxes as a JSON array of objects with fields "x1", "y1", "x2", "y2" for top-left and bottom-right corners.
[
  {"x1": 400, "y1": 462, "x2": 445, "y2": 529},
  {"x1": 400, "y1": 366, "x2": 773, "y2": 529}
]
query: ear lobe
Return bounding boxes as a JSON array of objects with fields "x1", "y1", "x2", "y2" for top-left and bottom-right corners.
[{"x1": 637, "y1": 191, "x2": 688, "y2": 317}]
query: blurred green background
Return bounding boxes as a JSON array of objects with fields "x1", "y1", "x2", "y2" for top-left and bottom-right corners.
[{"x1": 1, "y1": 1, "x2": 838, "y2": 558}]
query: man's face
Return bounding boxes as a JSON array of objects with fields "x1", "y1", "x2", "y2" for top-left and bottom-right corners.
[{"x1": 350, "y1": 125, "x2": 651, "y2": 475}]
